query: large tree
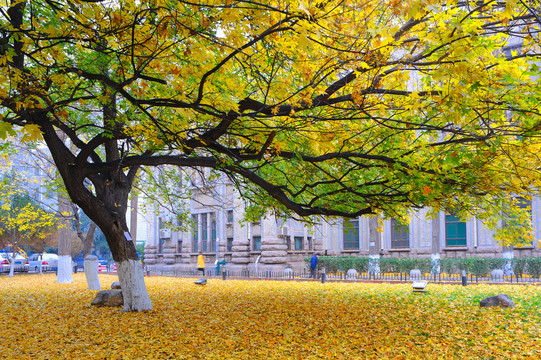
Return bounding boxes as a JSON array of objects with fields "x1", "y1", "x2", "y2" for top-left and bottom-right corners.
[{"x1": 1, "y1": 0, "x2": 540, "y2": 310}]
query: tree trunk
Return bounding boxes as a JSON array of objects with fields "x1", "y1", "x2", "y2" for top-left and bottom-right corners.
[
  {"x1": 83, "y1": 223, "x2": 97, "y2": 257},
  {"x1": 8, "y1": 254, "x2": 15, "y2": 277},
  {"x1": 84, "y1": 255, "x2": 101, "y2": 290},
  {"x1": 130, "y1": 193, "x2": 138, "y2": 243},
  {"x1": 117, "y1": 259, "x2": 151, "y2": 311},
  {"x1": 57, "y1": 195, "x2": 73, "y2": 283},
  {"x1": 37, "y1": 99, "x2": 152, "y2": 311},
  {"x1": 38, "y1": 253, "x2": 43, "y2": 275}
]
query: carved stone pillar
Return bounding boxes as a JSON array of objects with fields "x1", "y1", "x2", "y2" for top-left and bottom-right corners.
[
  {"x1": 368, "y1": 216, "x2": 381, "y2": 275},
  {"x1": 431, "y1": 213, "x2": 441, "y2": 275},
  {"x1": 162, "y1": 242, "x2": 177, "y2": 265},
  {"x1": 260, "y1": 217, "x2": 287, "y2": 269},
  {"x1": 144, "y1": 244, "x2": 158, "y2": 265}
]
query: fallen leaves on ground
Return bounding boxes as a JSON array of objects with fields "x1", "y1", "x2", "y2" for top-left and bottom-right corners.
[{"x1": 1, "y1": 274, "x2": 540, "y2": 359}]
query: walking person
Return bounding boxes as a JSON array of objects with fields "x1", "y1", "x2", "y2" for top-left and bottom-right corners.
[
  {"x1": 310, "y1": 253, "x2": 320, "y2": 279},
  {"x1": 197, "y1": 254, "x2": 205, "y2": 276}
]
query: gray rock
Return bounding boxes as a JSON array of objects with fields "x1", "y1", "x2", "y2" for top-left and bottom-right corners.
[
  {"x1": 111, "y1": 281, "x2": 121, "y2": 289},
  {"x1": 91, "y1": 289, "x2": 124, "y2": 307},
  {"x1": 410, "y1": 269, "x2": 421, "y2": 279},
  {"x1": 480, "y1": 294, "x2": 515, "y2": 308},
  {"x1": 283, "y1": 268, "x2": 293, "y2": 278},
  {"x1": 491, "y1": 269, "x2": 504, "y2": 283},
  {"x1": 347, "y1": 269, "x2": 358, "y2": 279}
]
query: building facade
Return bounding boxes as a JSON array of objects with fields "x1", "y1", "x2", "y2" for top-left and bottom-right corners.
[{"x1": 143, "y1": 174, "x2": 541, "y2": 272}]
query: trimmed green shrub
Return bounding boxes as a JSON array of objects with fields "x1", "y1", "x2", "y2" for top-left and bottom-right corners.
[
  {"x1": 526, "y1": 257, "x2": 541, "y2": 279},
  {"x1": 304, "y1": 256, "x2": 541, "y2": 278},
  {"x1": 512, "y1": 258, "x2": 528, "y2": 278}
]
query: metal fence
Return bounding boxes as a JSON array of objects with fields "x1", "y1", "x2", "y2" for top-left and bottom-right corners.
[{"x1": 147, "y1": 266, "x2": 541, "y2": 285}]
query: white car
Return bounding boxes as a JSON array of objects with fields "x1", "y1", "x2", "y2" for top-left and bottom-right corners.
[
  {"x1": 28, "y1": 253, "x2": 59, "y2": 272},
  {"x1": 0, "y1": 252, "x2": 29, "y2": 273}
]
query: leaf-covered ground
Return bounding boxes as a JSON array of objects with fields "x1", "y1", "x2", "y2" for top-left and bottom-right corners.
[{"x1": 1, "y1": 274, "x2": 540, "y2": 359}]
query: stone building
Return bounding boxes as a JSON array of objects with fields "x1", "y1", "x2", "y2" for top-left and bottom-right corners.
[{"x1": 143, "y1": 171, "x2": 541, "y2": 273}]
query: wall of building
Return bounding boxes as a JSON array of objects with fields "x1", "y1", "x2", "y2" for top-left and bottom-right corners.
[{"x1": 144, "y1": 178, "x2": 541, "y2": 272}]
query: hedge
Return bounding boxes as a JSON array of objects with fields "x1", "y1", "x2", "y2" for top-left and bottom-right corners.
[{"x1": 304, "y1": 256, "x2": 541, "y2": 278}]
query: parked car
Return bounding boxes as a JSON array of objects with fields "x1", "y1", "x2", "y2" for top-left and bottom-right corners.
[
  {"x1": 97, "y1": 259, "x2": 116, "y2": 272},
  {"x1": 98, "y1": 259, "x2": 107, "y2": 272},
  {"x1": 73, "y1": 256, "x2": 85, "y2": 270},
  {"x1": 28, "y1": 253, "x2": 58, "y2": 272},
  {"x1": 0, "y1": 252, "x2": 29, "y2": 273}
]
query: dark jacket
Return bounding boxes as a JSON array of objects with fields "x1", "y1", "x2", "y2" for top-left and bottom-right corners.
[{"x1": 310, "y1": 254, "x2": 318, "y2": 269}]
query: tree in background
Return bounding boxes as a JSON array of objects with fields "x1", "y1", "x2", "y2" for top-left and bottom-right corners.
[
  {"x1": 0, "y1": 175, "x2": 57, "y2": 276},
  {"x1": 1, "y1": 1, "x2": 540, "y2": 310},
  {"x1": 0, "y1": 139, "x2": 102, "y2": 281}
]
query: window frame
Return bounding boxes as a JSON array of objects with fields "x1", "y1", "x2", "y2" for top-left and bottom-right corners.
[
  {"x1": 343, "y1": 219, "x2": 360, "y2": 250},
  {"x1": 390, "y1": 218, "x2": 410, "y2": 249},
  {"x1": 445, "y1": 214, "x2": 467, "y2": 247},
  {"x1": 253, "y1": 235, "x2": 261, "y2": 251}
]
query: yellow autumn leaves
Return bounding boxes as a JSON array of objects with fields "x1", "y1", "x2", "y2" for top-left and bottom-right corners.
[{"x1": 1, "y1": 274, "x2": 540, "y2": 359}]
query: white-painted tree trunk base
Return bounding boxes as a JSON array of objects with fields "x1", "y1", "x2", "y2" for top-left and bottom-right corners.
[
  {"x1": 57, "y1": 255, "x2": 73, "y2": 283},
  {"x1": 117, "y1": 260, "x2": 152, "y2": 311},
  {"x1": 8, "y1": 260, "x2": 14, "y2": 277},
  {"x1": 84, "y1": 256, "x2": 101, "y2": 291}
]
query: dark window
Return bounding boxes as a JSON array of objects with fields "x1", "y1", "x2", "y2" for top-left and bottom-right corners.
[
  {"x1": 307, "y1": 236, "x2": 313, "y2": 251},
  {"x1": 445, "y1": 214, "x2": 467, "y2": 247},
  {"x1": 343, "y1": 219, "x2": 359, "y2": 250},
  {"x1": 391, "y1": 219, "x2": 409, "y2": 249},
  {"x1": 227, "y1": 237, "x2": 233, "y2": 252},
  {"x1": 202, "y1": 215, "x2": 208, "y2": 252},
  {"x1": 210, "y1": 216, "x2": 217, "y2": 252},
  {"x1": 253, "y1": 236, "x2": 261, "y2": 251},
  {"x1": 158, "y1": 238, "x2": 165, "y2": 254},
  {"x1": 177, "y1": 240, "x2": 183, "y2": 253},
  {"x1": 192, "y1": 215, "x2": 198, "y2": 252},
  {"x1": 294, "y1": 236, "x2": 303, "y2": 250},
  {"x1": 227, "y1": 210, "x2": 234, "y2": 223}
]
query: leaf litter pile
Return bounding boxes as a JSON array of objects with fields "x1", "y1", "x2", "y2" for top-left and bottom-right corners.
[{"x1": 1, "y1": 274, "x2": 540, "y2": 359}]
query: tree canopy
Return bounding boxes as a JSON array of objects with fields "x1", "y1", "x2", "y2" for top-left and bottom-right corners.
[
  {"x1": 1, "y1": 0, "x2": 540, "y2": 309},
  {"x1": 0, "y1": 174, "x2": 57, "y2": 252}
]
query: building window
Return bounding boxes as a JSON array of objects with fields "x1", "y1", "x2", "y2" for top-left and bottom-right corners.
[
  {"x1": 227, "y1": 210, "x2": 234, "y2": 223},
  {"x1": 253, "y1": 236, "x2": 261, "y2": 251},
  {"x1": 391, "y1": 219, "x2": 409, "y2": 249},
  {"x1": 307, "y1": 236, "x2": 313, "y2": 251},
  {"x1": 227, "y1": 237, "x2": 233, "y2": 252},
  {"x1": 445, "y1": 214, "x2": 467, "y2": 247},
  {"x1": 202, "y1": 214, "x2": 208, "y2": 252},
  {"x1": 158, "y1": 238, "x2": 165, "y2": 254},
  {"x1": 507, "y1": 197, "x2": 533, "y2": 246},
  {"x1": 191, "y1": 215, "x2": 199, "y2": 252},
  {"x1": 210, "y1": 214, "x2": 217, "y2": 252},
  {"x1": 177, "y1": 239, "x2": 183, "y2": 253},
  {"x1": 294, "y1": 236, "x2": 303, "y2": 250},
  {"x1": 343, "y1": 219, "x2": 359, "y2": 250}
]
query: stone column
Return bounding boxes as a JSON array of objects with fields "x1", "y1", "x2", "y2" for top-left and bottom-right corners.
[
  {"x1": 144, "y1": 210, "x2": 158, "y2": 265},
  {"x1": 431, "y1": 213, "x2": 441, "y2": 275},
  {"x1": 144, "y1": 244, "x2": 158, "y2": 265},
  {"x1": 501, "y1": 218, "x2": 514, "y2": 275},
  {"x1": 162, "y1": 242, "x2": 177, "y2": 265},
  {"x1": 230, "y1": 239, "x2": 250, "y2": 267},
  {"x1": 260, "y1": 216, "x2": 287, "y2": 270},
  {"x1": 502, "y1": 245, "x2": 514, "y2": 276},
  {"x1": 368, "y1": 216, "x2": 381, "y2": 275}
]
